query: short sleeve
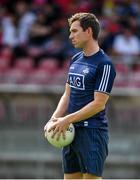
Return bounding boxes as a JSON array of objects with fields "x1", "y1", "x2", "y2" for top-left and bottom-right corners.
[{"x1": 95, "y1": 62, "x2": 116, "y2": 94}]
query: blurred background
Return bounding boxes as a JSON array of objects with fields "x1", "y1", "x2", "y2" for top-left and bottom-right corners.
[{"x1": 0, "y1": 0, "x2": 140, "y2": 179}]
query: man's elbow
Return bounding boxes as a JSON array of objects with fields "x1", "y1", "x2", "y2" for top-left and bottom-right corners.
[
  {"x1": 95, "y1": 102, "x2": 106, "y2": 112},
  {"x1": 100, "y1": 104, "x2": 105, "y2": 111},
  {"x1": 98, "y1": 104, "x2": 105, "y2": 111}
]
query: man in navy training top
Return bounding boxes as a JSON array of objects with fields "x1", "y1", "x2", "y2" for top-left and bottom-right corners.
[{"x1": 44, "y1": 12, "x2": 116, "y2": 179}]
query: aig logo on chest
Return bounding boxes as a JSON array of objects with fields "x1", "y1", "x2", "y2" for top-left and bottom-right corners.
[{"x1": 68, "y1": 73, "x2": 85, "y2": 90}]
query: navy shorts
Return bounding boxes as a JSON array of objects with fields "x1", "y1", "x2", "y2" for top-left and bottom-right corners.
[{"x1": 62, "y1": 126, "x2": 109, "y2": 177}]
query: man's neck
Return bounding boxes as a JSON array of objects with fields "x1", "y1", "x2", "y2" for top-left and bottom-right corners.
[{"x1": 83, "y1": 40, "x2": 99, "y2": 57}]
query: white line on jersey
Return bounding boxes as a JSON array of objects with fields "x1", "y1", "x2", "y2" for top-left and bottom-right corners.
[{"x1": 98, "y1": 65, "x2": 111, "y2": 92}]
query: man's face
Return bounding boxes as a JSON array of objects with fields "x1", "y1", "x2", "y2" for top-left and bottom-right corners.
[{"x1": 69, "y1": 20, "x2": 89, "y2": 49}]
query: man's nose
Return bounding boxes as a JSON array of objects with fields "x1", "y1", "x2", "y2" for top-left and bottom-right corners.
[{"x1": 69, "y1": 34, "x2": 73, "y2": 40}]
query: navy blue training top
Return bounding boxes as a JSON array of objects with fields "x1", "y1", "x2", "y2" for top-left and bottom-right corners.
[{"x1": 67, "y1": 49, "x2": 116, "y2": 129}]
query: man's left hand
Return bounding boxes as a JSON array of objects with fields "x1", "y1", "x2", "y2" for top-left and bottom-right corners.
[{"x1": 48, "y1": 117, "x2": 70, "y2": 141}]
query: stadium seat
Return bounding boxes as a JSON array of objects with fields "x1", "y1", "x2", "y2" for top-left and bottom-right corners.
[
  {"x1": 27, "y1": 58, "x2": 66, "y2": 85},
  {"x1": 2, "y1": 58, "x2": 35, "y2": 84},
  {"x1": 0, "y1": 47, "x2": 13, "y2": 59},
  {"x1": 0, "y1": 58, "x2": 10, "y2": 72},
  {"x1": 115, "y1": 63, "x2": 129, "y2": 74},
  {"x1": 48, "y1": 69, "x2": 67, "y2": 85},
  {"x1": 0, "y1": 57, "x2": 11, "y2": 83},
  {"x1": 114, "y1": 72, "x2": 129, "y2": 87},
  {"x1": 14, "y1": 58, "x2": 34, "y2": 72},
  {"x1": 38, "y1": 58, "x2": 59, "y2": 74},
  {"x1": 26, "y1": 68, "x2": 50, "y2": 85},
  {"x1": 114, "y1": 63, "x2": 131, "y2": 87},
  {"x1": 4, "y1": 68, "x2": 27, "y2": 84}
]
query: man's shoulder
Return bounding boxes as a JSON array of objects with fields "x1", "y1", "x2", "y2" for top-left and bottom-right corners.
[
  {"x1": 71, "y1": 51, "x2": 83, "y2": 62},
  {"x1": 98, "y1": 50, "x2": 113, "y2": 65},
  {"x1": 97, "y1": 52, "x2": 116, "y2": 76}
]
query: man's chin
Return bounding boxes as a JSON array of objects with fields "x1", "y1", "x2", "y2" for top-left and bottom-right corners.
[{"x1": 73, "y1": 44, "x2": 81, "y2": 48}]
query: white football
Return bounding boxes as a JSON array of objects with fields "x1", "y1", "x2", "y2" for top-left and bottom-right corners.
[{"x1": 45, "y1": 121, "x2": 75, "y2": 148}]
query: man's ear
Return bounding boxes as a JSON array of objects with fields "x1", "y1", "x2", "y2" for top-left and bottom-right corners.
[{"x1": 86, "y1": 27, "x2": 93, "y2": 36}]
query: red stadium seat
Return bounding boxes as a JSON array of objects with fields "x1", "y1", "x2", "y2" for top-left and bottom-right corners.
[
  {"x1": 0, "y1": 47, "x2": 13, "y2": 59},
  {"x1": 14, "y1": 58, "x2": 34, "y2": 72},
  {"x1": 38, "y1": 58, "x2": 59, "y2": 74},
  {"x1": 0, "y1": 57, "x2": 11, "y2": 83},
  {"x1": 49, "y1": 69, "x2": 67, "y2": 85},
  {"x1": 4, "y1": 68, "x2": 27, "y2": 84},
  {"x1": 26, "y1": 68, "x2": 50, "y2": 85},
  {"x1": 115, "y1": 63, "x2": 129, "y2": 74},
  {"x1": 114, "y1": 63, "x2": 130, "y2": 87},
  {"x1": 27, "y1": 58, "x2": 62, "y2": 85},
  {"x1": 0, "y1": 58, "x2": 10, "y2": 72},
  {"x1": 114, "y1": 72, "x2": 129, "y2": 87}
]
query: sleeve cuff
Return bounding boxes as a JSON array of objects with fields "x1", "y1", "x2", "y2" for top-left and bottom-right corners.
[{"x1": 94, "y1": 90, "x2": 110, "y2": 95}]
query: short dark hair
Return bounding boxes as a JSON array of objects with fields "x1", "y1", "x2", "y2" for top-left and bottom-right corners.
[{"x1": 68, "y1": 12, "x2": 100, "y2": 40}]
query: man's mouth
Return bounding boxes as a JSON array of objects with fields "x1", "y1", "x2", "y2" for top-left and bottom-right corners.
[{"x1": 72, "y1": 41, "x2": 76, "y2": 44}]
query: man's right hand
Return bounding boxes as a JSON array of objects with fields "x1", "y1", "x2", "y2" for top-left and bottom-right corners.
[{"x1": 44, "y1": 117, "x2": 58, "y2": 132}]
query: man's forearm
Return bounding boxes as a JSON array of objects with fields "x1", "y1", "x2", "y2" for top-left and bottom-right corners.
[
  {"x1": 66, "y1": 100, "x2": 105, "y2": 124},
  {"x1": 51, "y1": 94, "x2": 69, "y2": 118}
]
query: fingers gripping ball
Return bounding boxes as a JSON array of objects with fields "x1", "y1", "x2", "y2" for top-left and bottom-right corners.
[{"x1": 45, "y1": 121, "x2": 75, "y2": 148}]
